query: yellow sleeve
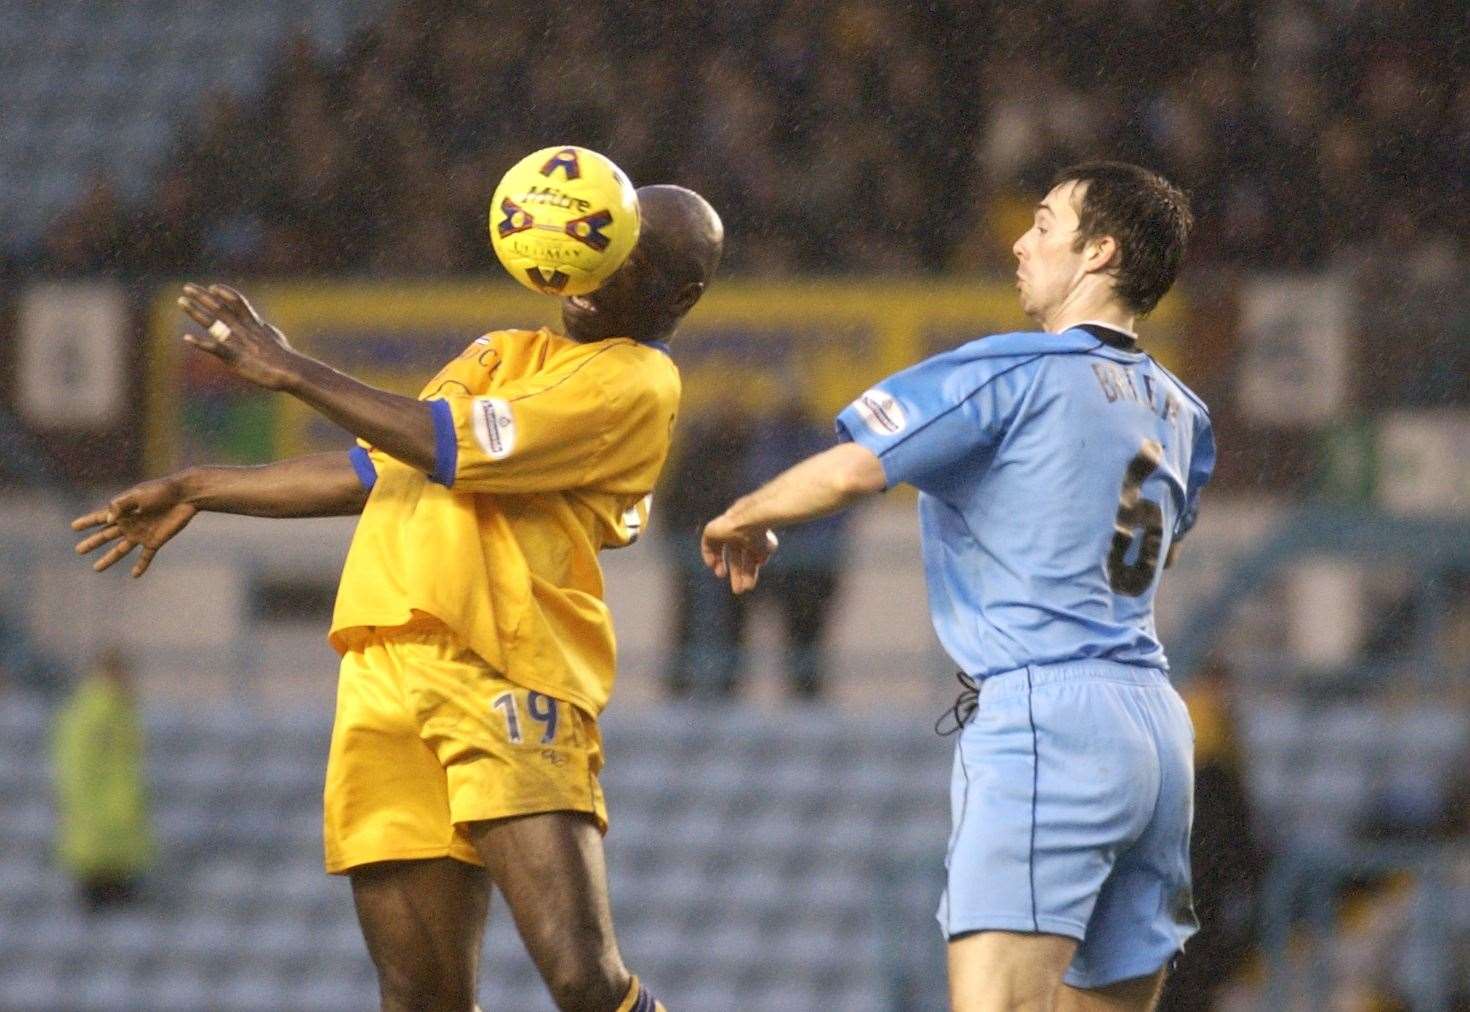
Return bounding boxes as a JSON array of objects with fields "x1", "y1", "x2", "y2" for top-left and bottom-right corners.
[{"x1": 431, "y1": 345, "x2": 670, "y2": 494}]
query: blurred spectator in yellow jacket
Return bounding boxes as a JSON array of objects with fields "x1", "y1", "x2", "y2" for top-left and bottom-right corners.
[{"x1": 51, "y1": 647, "x2": 154, "y2": 912}]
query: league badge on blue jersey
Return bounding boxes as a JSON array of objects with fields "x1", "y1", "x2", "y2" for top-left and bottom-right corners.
[{"x1": 853, "y1": 388, "x2": 907, "y2": 436}]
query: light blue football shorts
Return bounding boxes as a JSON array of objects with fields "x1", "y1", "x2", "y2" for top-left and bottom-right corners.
[{"x1": 936, "y1": 660, "x2": 1199, "y2": 989}]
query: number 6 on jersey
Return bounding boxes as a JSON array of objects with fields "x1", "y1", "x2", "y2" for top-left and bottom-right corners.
[{"x1": 1107, "y1": 438, "x2": 1166, "y2": 596}]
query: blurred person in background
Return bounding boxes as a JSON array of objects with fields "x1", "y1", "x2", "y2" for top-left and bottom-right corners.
[
  {"x1": 659, "y1": 400, "x2": 757, "y2": 698},
  {"x1": 50, "y1": 646, "x2": 154, "y2": 913},
  {"x1": 704, "y1": 162, "x2": 1210, "y2": 1011},
  {"x1": 741, "y1": 403, "x2": 852, "y2": 700},
  {"x1": 660, "y1": 401, "x2": 849, "y2": 700},
  {"x1": 71, "y1": 184, "x2": 722, "y2": 1012},
  {"x1": 1159, "y1": 655, "x2": 1262, "y2": 1010},
  {"x1": 1325, "y1": 733, "x2": 1470, "y2": 1010}
]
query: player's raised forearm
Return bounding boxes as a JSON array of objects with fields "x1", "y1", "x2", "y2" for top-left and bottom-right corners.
[
  {"x1": 181, "y1": 452, "x2": 368, "y2": 517},
  {"x1": 279, "y1": 355, "x2": 438, "y2": 475},
  {"x1": 178, "y1": 283, "x2": 438, "y2": 480},
  {"x1": 722, "y1": 443, "x2": 885, "y2": 533}
]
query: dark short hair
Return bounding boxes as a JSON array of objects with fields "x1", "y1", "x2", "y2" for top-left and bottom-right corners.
[{"x1": 1053, "y1": 162, "x2": 1193, "y2": 316}]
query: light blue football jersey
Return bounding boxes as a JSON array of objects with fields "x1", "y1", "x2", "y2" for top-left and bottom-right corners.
[{"x1": 836, "y1": 324, "x2": 1215, "y2": 677}]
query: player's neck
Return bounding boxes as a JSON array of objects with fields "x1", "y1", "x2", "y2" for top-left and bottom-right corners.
[{"x1": 1042, "y1": 290, "x2": 1136, "y2": 338}]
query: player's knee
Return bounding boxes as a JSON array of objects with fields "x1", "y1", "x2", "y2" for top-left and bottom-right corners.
[
  {"x1": 540, "y1": 954, "x2": 628, "y2": 1011},
  {"x1": 545, "y1": 975, "x2": 622, "y2": 1011},
  {"x1": 949, "y1": 931, "x2": 1075, "y2": 1012},
  {"x1": 951, "y1": 978, "x2": 1061, "y2": 1012},
  {"x1": 1056, "y1": 970, "x2": 1166, "y2": 1012}
]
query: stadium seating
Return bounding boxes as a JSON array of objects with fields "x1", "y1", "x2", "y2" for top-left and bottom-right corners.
[
  {"x1": 1242, "y1": 696, "x2": 1469, "y2": 848},
  {"x1": 0, "y1": 691, "x2": 948, "y2": 1010},
  {"x1": 0, "y1": 0, "x2": 390, "y2": 248},
  {"x1": 1, "y1": 685, "x2": 1463, "y2": 1010}
]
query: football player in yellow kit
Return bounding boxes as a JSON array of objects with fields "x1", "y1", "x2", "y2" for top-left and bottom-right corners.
[{"x1": 72, "y1": 185, "x2": 722, "y2": 1012}]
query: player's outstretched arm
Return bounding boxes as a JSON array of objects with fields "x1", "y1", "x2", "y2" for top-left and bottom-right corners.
[
  {"x1": 71, "y1": 452, "x2": 367, "y2": 578},
  {"x1": 176, "y1": 283, "x2": 438, "y2": 476},
  {"x1": 701, "y1": 442, "x2": 885, "y2": 594}
]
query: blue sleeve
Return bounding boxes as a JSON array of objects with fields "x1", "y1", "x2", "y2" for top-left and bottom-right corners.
[
  {"x1": 348, "y1": 446, "x2": 377, "y2": 491},
  {"x1": 1175, "y1": 413, "x2": 1215, "y2": 540},
  {"x1": 835, "y1": 349, "x2": 1035, "y2": 490},
  {"x1": 426, "y1": 398, "x2": 458, "y2": 487},
  {"x1": 347, "y1": 403, "x2": 455, "y2": 489}
]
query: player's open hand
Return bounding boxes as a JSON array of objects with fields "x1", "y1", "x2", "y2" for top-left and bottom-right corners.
[
  {"x1": 700, "y1": 515, "x2": 779, "y2": 594},
  {"x1": 178, "y1": 283, "x2": 297, "y2": 391},
  {"x1": 71, "y1": 476, "x2": 197, "y2": 578}
]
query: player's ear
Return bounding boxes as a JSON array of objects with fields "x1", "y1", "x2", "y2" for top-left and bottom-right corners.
[
  {"x1": 1086, "y1": 235, "x2": 1120, "y2": 273},
  {"x1": 670, "y1": 280, "x2": 704, "y2": 316}
]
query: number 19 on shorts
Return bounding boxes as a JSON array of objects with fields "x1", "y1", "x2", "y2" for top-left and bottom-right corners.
[{"x1": 492, "y1": 690, "x2": 559, "y2": 745}]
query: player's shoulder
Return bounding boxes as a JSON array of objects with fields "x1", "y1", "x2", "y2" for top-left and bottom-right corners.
[
  {"x1": 602, "y1": 336, "x2": 673, "y2": 360},
  {"x1": 477, "y1": 327, "x2": 542, "y2": 347},
  {"x1": 918, "y1": 330, "x2": 1100, "y2": 391},
  {"x1": 583, "y1": 336, "x2": 674, "y2": 376},
  {"x1": 943, "y1": 328, "x2": 1104, "y2": 366},
  {"x1": 496, "y1": 327, "x2": 648, "y2": 373},
  {"x1": 567, "y1": 338, "x2": 680, "y2": 411},
  {"x1": 451, "y1": 327, "x2": 541, "y2": 364},
  {"x1": 1146, "y1": 355, "x2": 1212, "y2": 421}
]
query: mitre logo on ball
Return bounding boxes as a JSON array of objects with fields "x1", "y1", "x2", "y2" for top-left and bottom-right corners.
[{"x1": 489, "y1": 146, "x2": 640, "y2": 296}]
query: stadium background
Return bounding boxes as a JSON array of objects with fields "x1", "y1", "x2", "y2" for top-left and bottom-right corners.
[{"x1": 0, "y1": 1, "x2": 1465, "y2": 1009}]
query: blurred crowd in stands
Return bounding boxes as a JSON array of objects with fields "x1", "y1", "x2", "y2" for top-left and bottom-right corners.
[{"x1": 29, "y1": 0, "x2": 1467, "y2": 285}]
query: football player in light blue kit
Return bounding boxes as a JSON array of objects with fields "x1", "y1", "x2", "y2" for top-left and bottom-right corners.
[{"x1": 701, "y1": 162, "x2": 1213, "y2": 1011}]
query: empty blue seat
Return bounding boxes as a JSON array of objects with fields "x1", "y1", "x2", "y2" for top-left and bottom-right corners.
[
  {"x1": 147, "y1": 965, "x2": 212, "y2": 1012},
  {"x1": 0, "y1": 964, "x2": 68, "y2": 1010},
  {"x1": 294, "y1": 970, "x2": 380, "y2": 1011}
]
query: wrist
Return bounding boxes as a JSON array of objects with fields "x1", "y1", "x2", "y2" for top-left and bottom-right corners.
[
  {"x1": 721, "y1": 500, "x2": 762, "y2": 538},
  {"x1": 274, "y1": 348, "x2": 313, "y2": 394},
  {"x1": 175, "y1": 467, "x2": 208, "y2": 506}
]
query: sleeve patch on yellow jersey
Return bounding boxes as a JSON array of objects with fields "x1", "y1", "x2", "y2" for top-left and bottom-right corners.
[
  {"x1": 472, "y1": 397, "x2": 517, "y2": 460},
  {"x1": 617, "y1": 494, "x2": 652, "y2": 546}
]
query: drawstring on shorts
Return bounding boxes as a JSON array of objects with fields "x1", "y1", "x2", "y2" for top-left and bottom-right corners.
[{"x1": 935, "y1": 670, "x2": 980, "y2": 736}]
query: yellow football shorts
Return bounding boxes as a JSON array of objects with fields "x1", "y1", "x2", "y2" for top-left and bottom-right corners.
[{"x1": 323, "y1": 617, "x2": 607, "y2": 874}]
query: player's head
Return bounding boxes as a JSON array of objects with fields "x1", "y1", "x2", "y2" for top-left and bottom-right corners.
[
  {"x1": 561, "y1": 185, "x2": 723, "y2": 344},
  {"x1": 93, "y1": 646, "x2": 133, "y2": 687},
  {"x1": 1013, "y1": 161, "x2": 1192, "y2": 326}
]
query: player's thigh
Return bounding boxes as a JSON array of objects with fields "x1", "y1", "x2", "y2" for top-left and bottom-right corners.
[
  {"x1": 948, "y1": 930, "x2": 1077, "y2": 1012},
  {"x1": 1065, "y1": 683, "x2": 1196, "y2": 991},
  {"x1": 349, "y1": 857, "x2": 490, "y2": 1008},
  {"x1": 405, "y1": 646, "x2": 609, "y2": 837},
  {"x1": 465, "y1": 811, "x2": 627, "y2": 1006},
  {"x1": 1056, "y1": 969, "x2": 1167, "y2": 1012},
  {"x1": 326, "y1": 639, "x2": 483, "y2": 872}
]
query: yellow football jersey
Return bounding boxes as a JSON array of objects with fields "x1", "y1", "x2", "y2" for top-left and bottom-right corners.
[{"x1": 329, "y1": 327, "x2": 680, "y2": 716}]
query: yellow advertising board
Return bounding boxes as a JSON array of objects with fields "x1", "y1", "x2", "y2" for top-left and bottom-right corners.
[{"x1": 145, "y1": 279, "x2": 1182, "y2": 472}]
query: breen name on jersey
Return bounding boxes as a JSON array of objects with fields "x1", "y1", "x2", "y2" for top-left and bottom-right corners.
[
  {"x1": 836, "y1": 325, "x2": 1216, "y2": 680},
  {"x1": 1090, "y1": 360, "x2": 1185, "y2": 431}
]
